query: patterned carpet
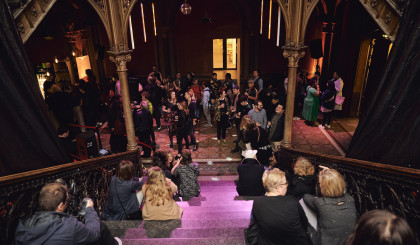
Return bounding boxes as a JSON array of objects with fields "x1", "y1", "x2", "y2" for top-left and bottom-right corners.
[{"x1": 99, "y1": 116, "x2": 345, "y2": 160}]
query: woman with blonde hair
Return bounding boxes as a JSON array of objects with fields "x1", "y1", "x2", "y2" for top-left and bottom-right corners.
[
  {"x1": 303, "y1": 167, "x2": 356, "y2": 245},
  {"x1": 288, "y1": 157, "x2": 316, "y2": 199},
  {"x1": 142, "y1": 167, "x2": 183, "y2": 220},
  {"x1": 248, "y1": 168, "x2": 310, "y2": 244}
]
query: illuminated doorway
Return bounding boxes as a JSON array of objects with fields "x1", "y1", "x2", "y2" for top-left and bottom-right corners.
[{"x1": 213, "y1": 38, "x2": 240, "y2": 85}]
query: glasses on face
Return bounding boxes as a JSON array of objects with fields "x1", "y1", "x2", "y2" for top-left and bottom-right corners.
[{"x1": 279, "y1": 182, "x2": 288, "y2": 186}]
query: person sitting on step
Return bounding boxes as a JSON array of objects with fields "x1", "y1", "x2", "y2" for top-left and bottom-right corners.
[
  {"x1": 247, "y1": 168, "x2": 311, "y2": 245},
  {"x1": 102, "y1": 160, "x2": 145, "y2": 221},
  {"x1": 171, "y1": 149, "x2": 200, "y2": 201},
  {"x1": 235, "y1": 149, "x2": 265, "y2": 196},
  {"x1": 142, "y1": 167, "x2": 183, "y2": 220}
]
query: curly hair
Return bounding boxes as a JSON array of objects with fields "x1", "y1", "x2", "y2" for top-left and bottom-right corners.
[
  {"x1": 152, "y1": 151, "x2": 169, "y2": 170},
  {"x1": 294, "y1": 157, "x2": 315, "y2": 176},
  {"x1": 144, "y1": 167, "x2": 173, "y2": 206}
]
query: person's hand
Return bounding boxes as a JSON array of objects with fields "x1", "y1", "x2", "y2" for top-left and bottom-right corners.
[
  {"x1": 244, "y1": 92, "x2": 249, "y2": 96},
  {"x1": 256, "y1": 122, "x2": 262, "y2": 127},
  {"x1": 267, "y1": 121, "x2": 271, "y2": 126},
  {"x1": 319, "y1": 165, "x2": 330, "y2": 170},
  {"x1": 219, "y1": 103, "x2": 225, "y2": 108},
  {"x1": 86, "y1": 199, "x2": 94, "y2": 208}
]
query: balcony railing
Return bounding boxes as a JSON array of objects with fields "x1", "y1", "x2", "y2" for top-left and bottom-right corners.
[
  {"x1": 281, "y1": 146, "x2": 420, "y2": 236},
  {"x1": 0, "y1": 149, "x2": 141, "y2": 245}
]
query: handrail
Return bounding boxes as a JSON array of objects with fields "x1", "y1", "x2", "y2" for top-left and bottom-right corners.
[
  {"x1": 280, "y1": 146, "x2": 420, "y2": 179},
  {"x1": 280, "y1": 146, "x2": 420, "y2": 237},
  {"x1": 0, "y1": 150, "x2": 139, "y2": 186}
]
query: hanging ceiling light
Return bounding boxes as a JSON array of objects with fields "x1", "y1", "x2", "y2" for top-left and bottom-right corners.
[{"x1": 180, "y1": 0, "x2": 192, "y2": 15}]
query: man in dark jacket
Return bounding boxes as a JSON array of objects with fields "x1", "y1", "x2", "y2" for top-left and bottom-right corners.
[
  {"x1": 231, "y1": 95, "x2": 252, "y2": 153},
  {"x1": 15, "y1": 182, "x2": 119, "y2": 245},
  {"x1": 134, "y1": 101, "x2": 153, "y2": 158}
]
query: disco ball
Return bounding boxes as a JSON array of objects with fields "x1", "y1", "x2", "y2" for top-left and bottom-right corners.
[{"x1": 180, "y1": 3, "x2": 192, "y2": 15}]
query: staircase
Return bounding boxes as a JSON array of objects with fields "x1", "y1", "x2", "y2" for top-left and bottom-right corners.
[{"x1": 105, "y1": 178, "x2": 253, "y2": 245}]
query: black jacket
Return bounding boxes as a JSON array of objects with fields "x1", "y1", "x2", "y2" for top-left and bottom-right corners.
[
  {"x1": 134, "y1": 108, "x2": 153, "y2": 134},
  {"x1": 236, "y1": 158, "x2": 265, "y2": 196},
  {"x1": 252, "y1": 195, "x2": 310, "y2": 245},
  {"x1": 287, "y1": 175, "x2": 316, "y2": 200},
  {"x1": 15, "y1": 207, "x2": 100, "y2": 245}
]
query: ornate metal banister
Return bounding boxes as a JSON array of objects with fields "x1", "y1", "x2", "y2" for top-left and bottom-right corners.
[
  {"x1": 281, "y1": 146, "x2": 420, "y2": 235},
  {"x1": 0, "y1": 149, "x2": 141, "y2": 245}
]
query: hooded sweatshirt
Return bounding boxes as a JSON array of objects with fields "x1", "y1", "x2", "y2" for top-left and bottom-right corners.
[{"x1": 15, "y1": 207, "x2": 100, "y2": 245}]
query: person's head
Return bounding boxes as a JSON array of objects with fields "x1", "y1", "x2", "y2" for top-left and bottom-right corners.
[
  {"x1": 141, "y1": 100, "x2": 148, "y2": 110},
  {"x1": 145, "y1": 167, "x2": 173, "y2": 205},
  {"x1": 307, "y1": 79, "x2": 316, "y2": 88},
  {"x1": 240, "y1": 115, "x2": 251, "y2": 129},
  {"x1": 147, "y1": 75, "x2": 155, "y2": 84},
  {"x1": 169, "y1": 90, "x2": 176, "y2": 100},
  {"x1": 193, "y1": 78, "x2": 199, "y2": 85},
  {"x1": 85, "y1": 69, "x2": 94, "y2": 77},
  {"x1": 252, "y1": 70, "x2": 259, "y2": 78},
  {"x1": 273, "y1": 150, "x2": 294, "y2": 173},
  {"x1": 248, "y1": 80, "x2": 255, "y2": 88},
  {"x1": 347, "y1": 210, "x2": 418, "y2": 245},
  {"x1": 184, "y1": 91, "x2": 191, "y2": 101},
  {"x1": 314, "y1": 71, "x2": 321, "y2": 77},
  {"x1": 246, "y1": 120, "x2": 257, "y2": 132},
  {"x1": 212, "y1": 73, "x2": 217, "y2": 80},
  {"x1": 179, "y1": 149, "x2": 192, "y2": 165},
  {"x1": 255, "y1": 100, "x2": 263, "y2": 111},
  {"x1": 152, "y1": 65, "x2": 158, "y2": 72},
  {"x1": 327, "y1": 81, "x2": 336, "y2": 92},
  {"x1": 177, "y1": 101, "x2": 186, "y2": 111},
  {"x1": 239, "y1": 95, "x2": 248, "y2": 105},
  {"x1": 219, "y1": 90, "x2": 226, "y2": 99},
  {"x1": 152, "y1": 151, "x2": 169, "y2": 170},
  {"x1": 225, "y1": 73, "x2": 231, "y2": 80},
  {"x1": 142, "y1": 91, "x2": 150, "y2": 100},
  {"x1": 51, "y1": 84, "x2": 62, "y2": 93},
  {"x1": 39, "y1": 183, "x2": 68, "y2": 212},
  {"x1": 232, "y1": 85, "x2": 239, "y2": 95},
  {"x1": 117, "y1": 160, "x2": 134, "y2": 180},
  {"x1": 319, "y1": 169, "x2": 346, "y2": 197},
  {"x1": 176, "y1": 72, "x2": 181, "y2": 79},
  {"x1": 294, "y1": 157, "x2": 315, "y2": 176},
  {"x1": 333, "y1": 72, "x2": 339, "y2": 79},
  {"x1": 275, "y1": 104, "x2": 284, "y2": 115},
  {"x1": 262, "y1": 168, "x2": 288, "y2": 195},
  {"x1": 187, "y1": 72, "x2": 193, "y2": 79}
]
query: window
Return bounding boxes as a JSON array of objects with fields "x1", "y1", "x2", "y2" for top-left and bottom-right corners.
[{"x1": 213, "y1": 38, "x2": 237, "y2": 69}]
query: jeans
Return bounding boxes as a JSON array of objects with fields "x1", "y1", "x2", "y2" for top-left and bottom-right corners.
[{"x1": 203, "y1": 105, "x2": 211, "y2": 124}]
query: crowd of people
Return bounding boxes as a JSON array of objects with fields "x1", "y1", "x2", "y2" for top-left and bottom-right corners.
[{"x1": 239, "y1": 149, "x2": 419, "y2": 245}]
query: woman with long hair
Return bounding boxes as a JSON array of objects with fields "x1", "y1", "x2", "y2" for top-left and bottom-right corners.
[
  {"x1": 304, "y1": 167, "x2": 357, "y2": 245},
  {"x1": 171, "y1": 149, "x2": 200, "y2": 201},
  {"x1": 142, "y1": 167, "x2": 183, "y2": 220},
  {"x1": 212, "y1": 90, "x2": 230, "y2": 144},
  {"x1": 102, "y1": 160, "x2": 144, "y2": 220},
  {"x1": 247, "y1": 120, "x2": 272, "y2": 166},
  {"x1": 162, "y1": 90, "x2": 178, "y2": 148},
  {"x1": 288, "y1": 157, "x2": 316, "y2": 200},
  {"x1": 175, "y1": 101, "x2": 189, "y2": 153}
]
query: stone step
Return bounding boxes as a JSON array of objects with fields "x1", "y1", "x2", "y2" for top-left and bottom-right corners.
[
  {"x1": 197, "y1": 181, "x2": 237, "y2": 186},
  {"x1": 176, "y1": 196, "x2": 257, "y2": 202},
  {"x1": 181, "y1": 206, "x2": 252, "y2": 213},
  {"x1": 182, "y1": 211, "x2": 251, "y2": 220},
  {"x1": 139, "y1": 219, "x2": 250, "y2": 229},
  {"x1": 177, "y1": 200, "x2": 254, "y2": 208},
  {"x1": 124, "y1": 227, "x2": 245, "y2": 239},
  {"x1": 122, "y1": 237, "x2": 244, "y2": 245}
]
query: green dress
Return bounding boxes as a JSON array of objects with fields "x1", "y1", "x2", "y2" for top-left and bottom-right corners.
[{"x1": 302, "y1": 86, "x2": 319, "y2": 122}]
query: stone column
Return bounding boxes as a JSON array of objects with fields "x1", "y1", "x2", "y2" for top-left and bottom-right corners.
[
  {"x1": 109, "y1": 50, "x2": 138, "y2": 151},
  {"x1": 282, "y1": 47, "x2": 305, "y2": 148}
]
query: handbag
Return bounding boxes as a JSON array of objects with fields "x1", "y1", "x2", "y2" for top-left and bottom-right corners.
[
  {"x1": 244, "y1": 218, "x2": 258, "y2": 245},
  {"x1": 335, "y1": 95, "x2": 345, "y2": 105},
  {"x1": 114, "y1": 180, "x2": 141, "y2": 220}
]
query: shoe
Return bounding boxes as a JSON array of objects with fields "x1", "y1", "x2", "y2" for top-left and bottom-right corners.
[
  {"x1": 114, "y1": 237, "x2": 122, "y2": 245},
  {"x1": 231, "y1": 148, "x2": 240, "y2": 153},
  {"x1": 223, "y1": 139, "x2": 227, "y2": 144},
  {"x1": 326, "y1": 124, "x2": 331, "y2": 129},
  {"x1": 318, "y1": 125, "x2": 325, "y2": 129},
  {"x1": 157, "y1": 126, "x2": 161, "y2": 130},
  {"x1": 217, "y1": 140, "x2": 221, "y2": 145},
  {"x1": 170, "y1": 142, "x2": 173, "y2": 148},
  {"x1": 193, "y1": 144, "x2": 199, "y2": 151}
]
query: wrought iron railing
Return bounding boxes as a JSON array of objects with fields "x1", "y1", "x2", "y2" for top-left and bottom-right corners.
[
  {"x1": 0, "y1": 149, "x2": 141, "y2": 245},
  {"x1": 281, "y1": 146, "x2": 420, "y2": 236}
]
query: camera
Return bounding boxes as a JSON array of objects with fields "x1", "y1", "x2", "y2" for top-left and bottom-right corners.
[{"x1": 78, "y1": 197, "x2": 93, "y2": 216}]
